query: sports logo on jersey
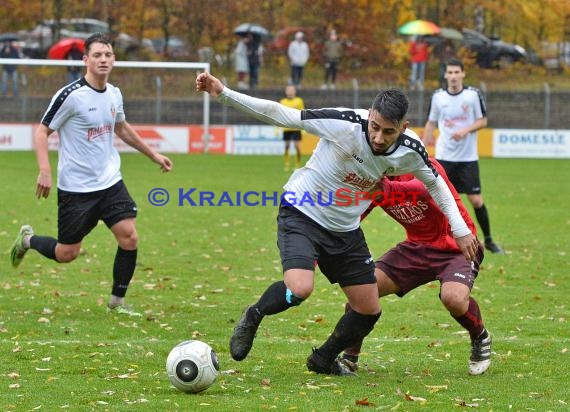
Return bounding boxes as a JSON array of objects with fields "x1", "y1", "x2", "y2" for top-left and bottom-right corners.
[
  {"x1": 87, "y1": 124, "x2": 113, "y2": 141},
  {"x1": 110, "y1": 104, "x2": 116, "y2": 119},
  {"x1": 383, "y1": 167, "x2": 395, "y2": 176},
  {"x1": 352, "y1": 153, "x2": 364, "y2": 163},
  {"x1": 365, "y1": 257, "x2": 374, "y2": 265},
  {"x1": 342, "y1": 172, "x2": 375, "y2": 190}
]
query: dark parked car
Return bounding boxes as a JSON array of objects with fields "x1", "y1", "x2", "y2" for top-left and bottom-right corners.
[
  {"x1": 461, "y1": 28, "x2": 527, "y2": 68},
  {"x1": 20, "y1": 18, "x2": 139, "y2": 58},
  {"x1": 149, "y1": 36, "x2": 191, "y2": 59},
  {"x1": 427, "y1": 28, "x2": 527, "y2": 69}
]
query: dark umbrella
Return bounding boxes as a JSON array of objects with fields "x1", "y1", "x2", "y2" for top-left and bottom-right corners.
[
  {"x1": 234, "y1": 23, "x2": 270, "y2": 39},
  {"x1": 47, "y1": 38, "x2": 85, "y2": 60},
  {"x1": 439, "y1": 27, "x2": 463, "y2": 41}
]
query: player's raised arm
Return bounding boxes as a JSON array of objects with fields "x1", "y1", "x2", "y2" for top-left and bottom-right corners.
[{"x1": 196, "y1": 72, "x2": 303, "y2": 130}]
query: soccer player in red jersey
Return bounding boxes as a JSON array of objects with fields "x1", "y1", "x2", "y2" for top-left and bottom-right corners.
[{"x1": 342, "y1": 159, "x2": 492, "y2": 375}]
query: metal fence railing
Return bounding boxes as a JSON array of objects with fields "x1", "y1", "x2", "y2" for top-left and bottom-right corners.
[{"x1": 0, "y1": 75, "x2": 567, "y2": 130}]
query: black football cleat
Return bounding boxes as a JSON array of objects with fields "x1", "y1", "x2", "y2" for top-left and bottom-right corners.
[
  {"x1": 307, "y1": 348, "x2": 356, "y2": 376},
  {"x1": 229, "y1": 305, "x2": 261, "y2": 361}
]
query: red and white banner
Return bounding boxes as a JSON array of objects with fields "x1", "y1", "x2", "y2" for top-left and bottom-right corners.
[
  {"x1": 188, "y1": 126, "x2": 231, "y2": 153},
  {"x1": 0, "y1": 124, "x2": 33, "y2": 150}
]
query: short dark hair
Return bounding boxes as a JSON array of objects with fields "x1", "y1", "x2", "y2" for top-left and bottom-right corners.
[
  {"x1": 446, "y1": 58, "x2": 464, "y2": 71},
  {"x1": 84, "y1": 32, "x2": 113, "y2": 54},
  {"x1": 370, "y1": 88, "x2": 409, "y2": 125}
]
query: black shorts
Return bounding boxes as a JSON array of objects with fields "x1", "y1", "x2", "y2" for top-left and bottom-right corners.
[
  {"x1": 58, "y1": 180, "x2": 138, "y2": 244},
  {"x1": 277, "y1": 203, "x2": 376, "y2": 287},
  {"x1": 376, "y1": 242, "x2": 484, "y2": 297},
  {"x1": 283, "y1": 130, "x2": 302, "y2": 141},
  {"x1": 436, "y1": 160, "x2": 481, "y2": 194}
]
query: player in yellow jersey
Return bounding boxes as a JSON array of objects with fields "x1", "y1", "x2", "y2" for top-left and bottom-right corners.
[{"x1": 279, "y1": 84, "x2": 305, "y2": 171}]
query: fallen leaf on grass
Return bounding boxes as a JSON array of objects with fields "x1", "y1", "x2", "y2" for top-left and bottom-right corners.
[
  {"x1": 355, "y1": 397, "x2": 375, "y2": 406},
  {"x1": 397, "y1": 388, "x2": 427, "y2": 404},
  {"x1": 404, "y1": 394, "x2": 427, "y2": 403},
  {"x1": 425, "y1": 385, "x2": 448, "y2": 393},
  {"x1": 106, "y1": 372, "x2": 139, "y2": 380},
  {"x1": 455, "y1": 400, "x2": 479, "y2": 407}
]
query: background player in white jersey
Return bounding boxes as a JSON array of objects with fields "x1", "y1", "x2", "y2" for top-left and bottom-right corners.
[
  {"x1": 196, "y1": 71, "x2": 479, "y2": 376},
  {"x1": 10, "y1": 33, "x2": 173, "y2": 316},
  {"x1": 422, "y1": 58, "x2": 503, "y2": 254}
]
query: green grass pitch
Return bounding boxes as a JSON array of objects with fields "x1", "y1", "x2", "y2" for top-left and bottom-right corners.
[{"x1": 1, "y1": 152, "x2": 568, "y2": 411}]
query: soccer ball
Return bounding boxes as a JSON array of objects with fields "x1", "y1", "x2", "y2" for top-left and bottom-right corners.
[{"x1": 165, "y1": 340, "x2": 220, "y2": 393}]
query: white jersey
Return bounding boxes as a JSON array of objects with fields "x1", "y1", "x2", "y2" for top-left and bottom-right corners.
[
  {"x1": 219, "y1": 88, "x2": 470, "y2": 237},
  {"x1": 41, "y1": 78, "x2": 125, "y2": 192},
  {"x1": 428, "y1": 86, "x2": 486, "y2": 162}
]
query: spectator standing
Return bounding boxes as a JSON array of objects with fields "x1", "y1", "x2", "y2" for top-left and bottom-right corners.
[
  {"x1": 287, "y1": 32, "x2": 310, "y2": 87},
  {"x1": 322, "y1": 30, "x2": 343, "y2": 89},
  {"x1": 234, "y1": 37, "x2": 249, "y2": 90},
  {"x1": 1, "y1": 40, "x2": 20, "y2": 97},
  {"x1": 408, "y1": 36, "x2": 429, "y2": 90},
  {"x1": 279, "y1": 84, "x2": 305, "y2": 171},
  {"x1": 246, "y1": 34, "x2": 263, "y2": 89},
  {"x1": 66, "y1": 42, "x2": 84, "y2": 84}
]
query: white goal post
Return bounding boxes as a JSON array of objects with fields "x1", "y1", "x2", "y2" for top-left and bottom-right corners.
[{"x1": 0, "y1": 58, "x2": 212, "y2": 152}]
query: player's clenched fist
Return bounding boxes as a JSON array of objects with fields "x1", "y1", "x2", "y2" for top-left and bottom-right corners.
[{"x1": 196, "y1": 72, "x2": 224, "y2": 97}]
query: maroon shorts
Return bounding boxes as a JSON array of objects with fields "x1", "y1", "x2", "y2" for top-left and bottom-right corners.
[{"x1": 376, "y1": 242, "x2": 484, "y2": 297}]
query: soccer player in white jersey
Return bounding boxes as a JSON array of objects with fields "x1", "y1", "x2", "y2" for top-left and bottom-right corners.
[
  {"x1": 423, "y1": 58, "x2": 503, "y2": 254},
  {"x1": 10, "y1": 33, "x2": 173, "y2": 316},
  {"x1": 196, "y1": 71, "x2": 480, "y2": 376}
]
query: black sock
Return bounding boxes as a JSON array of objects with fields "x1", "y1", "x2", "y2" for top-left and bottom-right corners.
[
  {"x1": 112, "y1": 247, "x2": 137, "y2": 297},
  {"x1": 29, "y1": 235, "x2": 57, "y2": 260},
  {"x1": 253, "y1": 281, "x2": 304, "y2": 316},
  {"x1": 317, "y1": 309, "x2": 381, "y2": 362},
  {"x1": 474, "y1": 204, "x2": 492, "y2": 240},
  {"x1": 343, "y1": 303, "x2": 363, "y2": 357}
]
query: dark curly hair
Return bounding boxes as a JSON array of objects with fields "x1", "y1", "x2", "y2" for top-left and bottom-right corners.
[
  {"x1": 370, "y1": 88, "x2": 409, "y2": 125},
  {"x1": 84, "y1": 32, "x2": 113, "y2": 54}
]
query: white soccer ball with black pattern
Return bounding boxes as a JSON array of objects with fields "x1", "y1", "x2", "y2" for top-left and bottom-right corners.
[{"x1": 166, "y1": 340, "x2": 220, "y2": 393}]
